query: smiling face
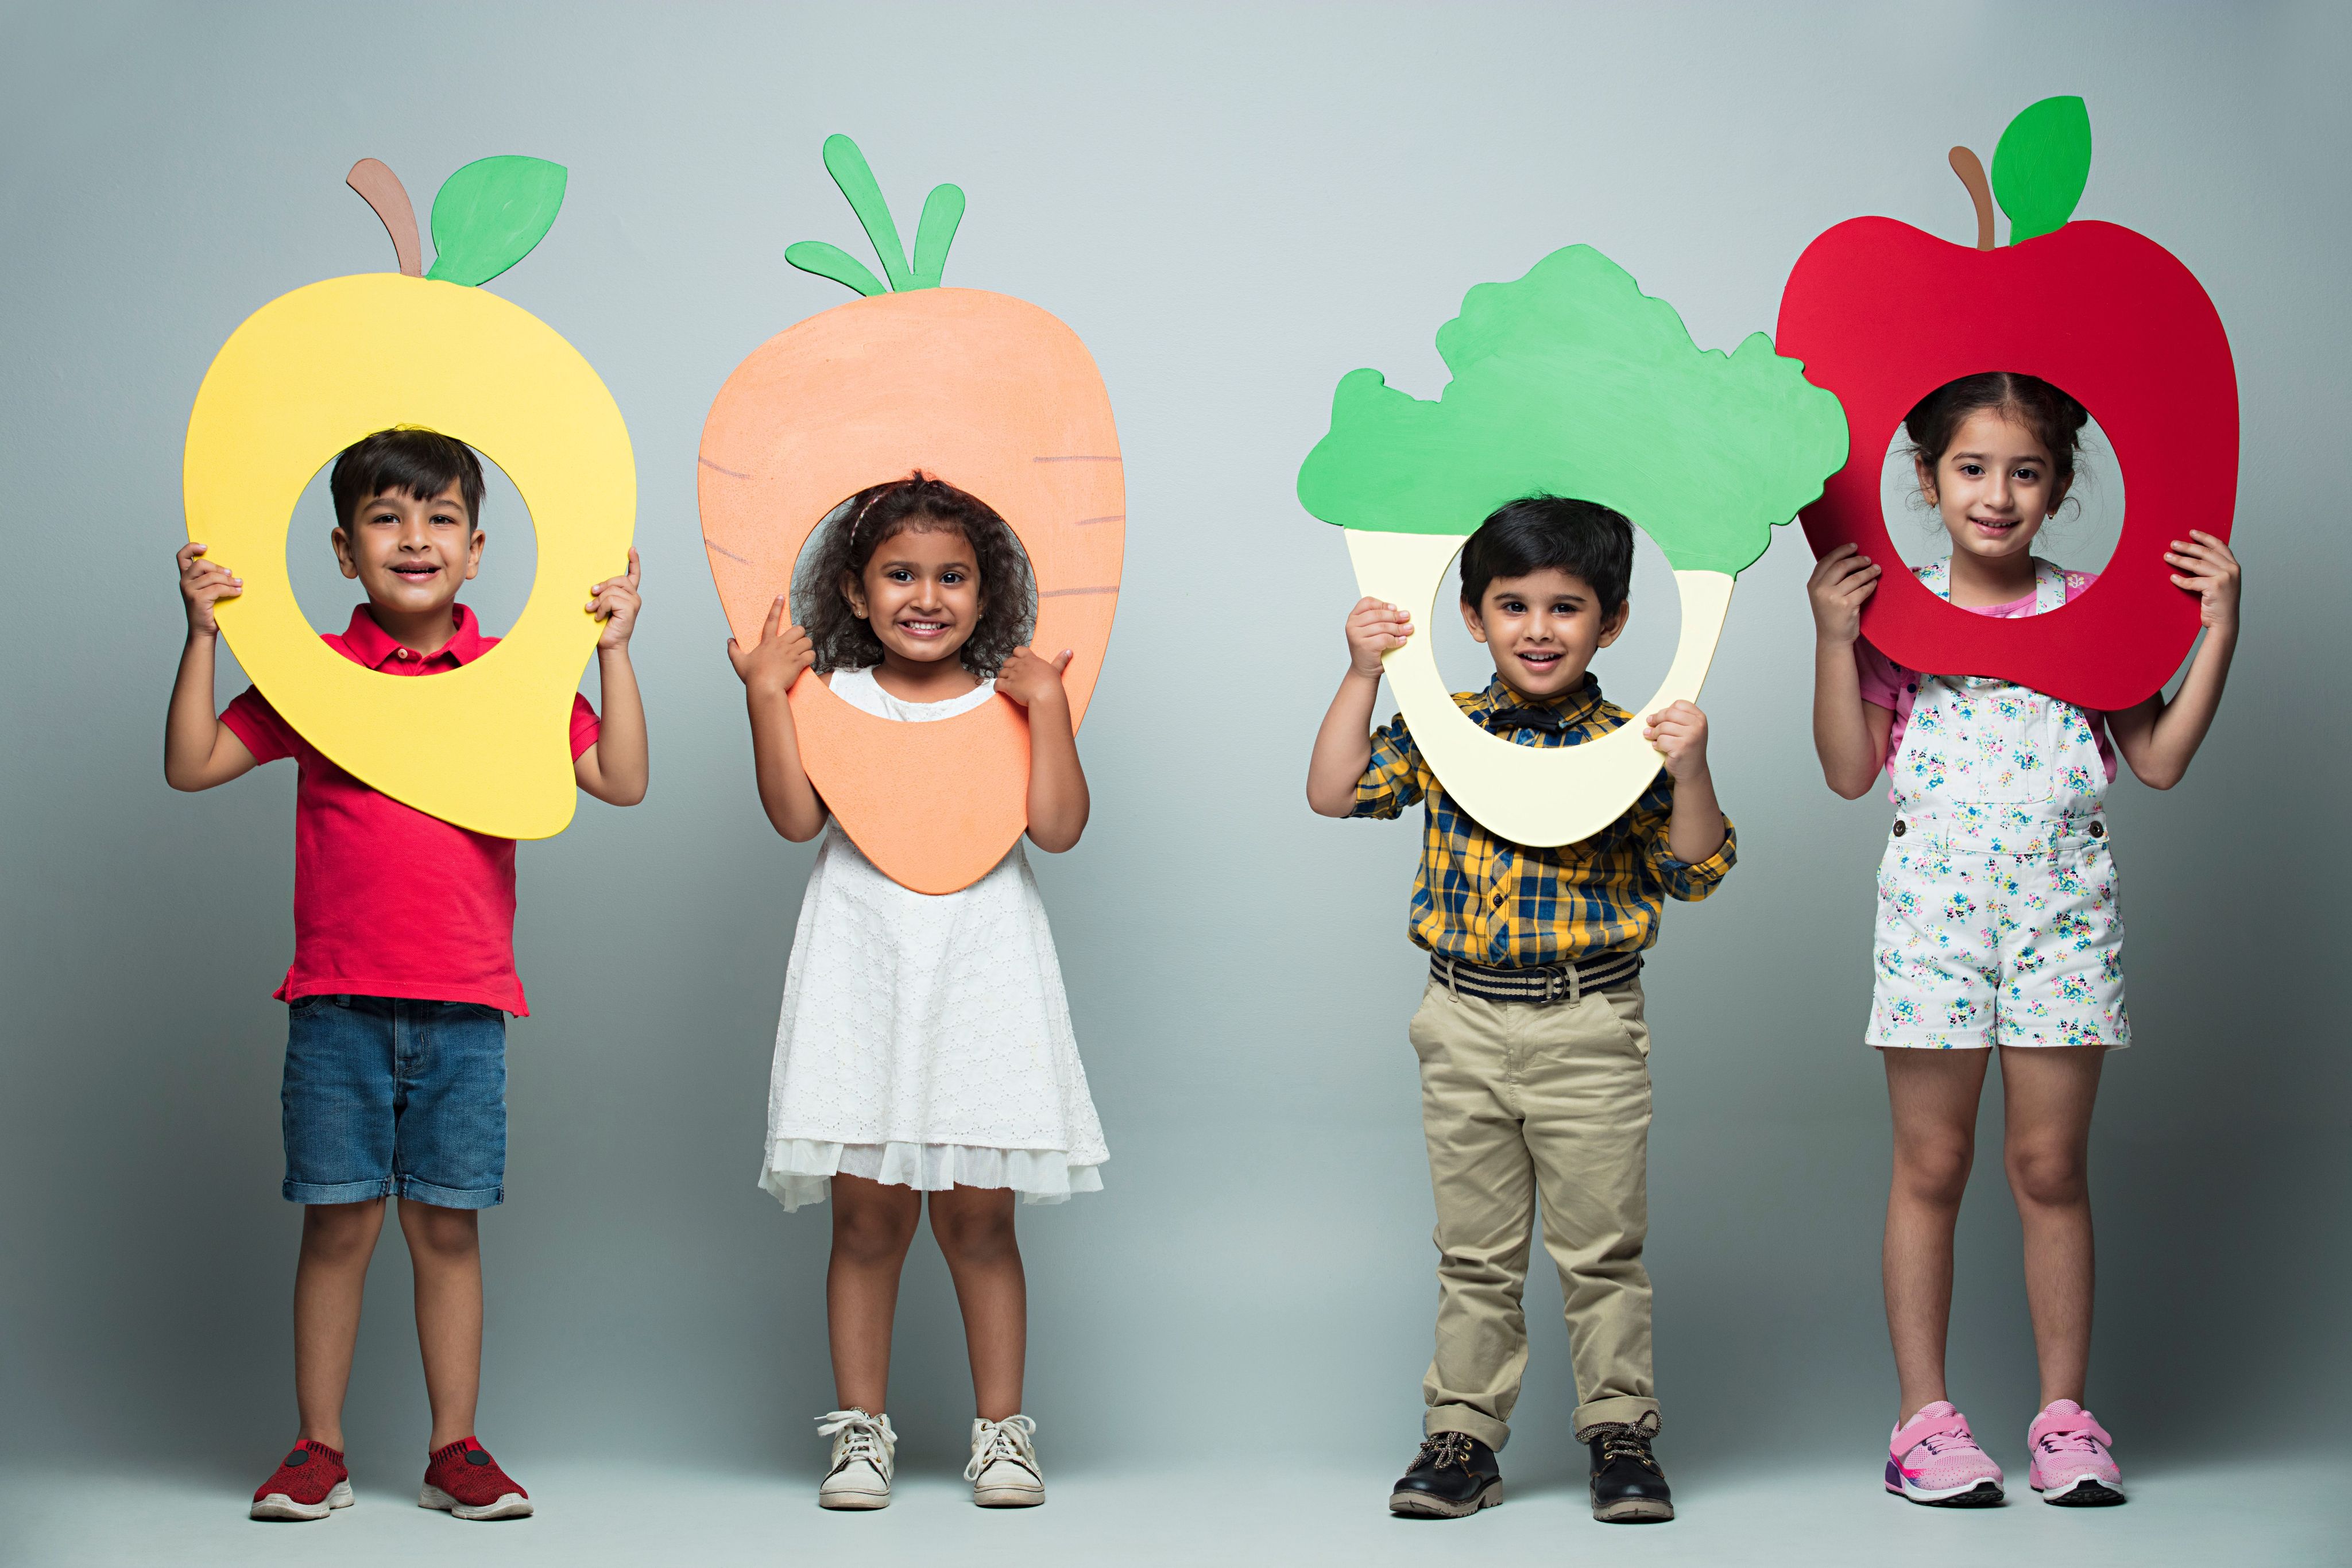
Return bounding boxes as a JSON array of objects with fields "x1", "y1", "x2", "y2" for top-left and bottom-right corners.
[
  {"x1": 1917, "y1": 406, "x2": 2072, "y2": 570},
  {"x1": 331, "y1": 477, "x2": 482, "y2": 624},
  {"x1": 843, "y1": 520, "x2": 985, "y2": 671},
  {"x1": 1460, "y1": 566, "x2": 1628, "y2": 699}
]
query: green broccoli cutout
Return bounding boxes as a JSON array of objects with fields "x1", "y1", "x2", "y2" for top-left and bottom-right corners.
[{"x1": 1297, "y1": 245, "x2": 1848, "y2": 577}]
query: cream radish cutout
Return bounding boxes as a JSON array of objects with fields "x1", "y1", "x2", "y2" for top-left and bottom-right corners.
[
  {"x1": 1299, "y1": 245, "x2": 1848, "y2": 847},
  {"x1": 1349, "y1": 532, "x2": 1735, "y2": 847}
]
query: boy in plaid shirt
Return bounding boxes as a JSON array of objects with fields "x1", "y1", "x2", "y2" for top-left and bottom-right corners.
[{"x1": 1307, "y1": 497, "x2": 1735, "y2": 1524}]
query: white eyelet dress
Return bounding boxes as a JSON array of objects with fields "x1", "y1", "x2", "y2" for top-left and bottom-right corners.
[
  {"x1": 1867, "y1": 559, "x2": 2130, "y2": 1050},
  {"x1": 760, "y1": 665, "x2": 1108, "y2": 1210}
]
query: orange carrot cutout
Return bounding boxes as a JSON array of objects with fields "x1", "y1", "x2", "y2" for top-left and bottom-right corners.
[{"x1": 699, "y1": 136, "x2": 1123, "y2": 895}]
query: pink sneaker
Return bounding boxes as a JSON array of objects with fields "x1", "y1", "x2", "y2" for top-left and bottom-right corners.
[
  {"x1": 2026, "y1": 1400, "x2": 2125, "y2": 1505},
  {"x1": 1885, "y1": 1401, "x2": 2004, "y2": 1506}
]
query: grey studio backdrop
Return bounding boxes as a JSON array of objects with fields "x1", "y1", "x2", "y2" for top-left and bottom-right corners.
[{"x1": 4, "y1": 0, "x2": 2347, "y2": 1529}]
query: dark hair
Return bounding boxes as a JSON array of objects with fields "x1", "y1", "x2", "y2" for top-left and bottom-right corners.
[
  {"x1": 1902, "y1": 371, "x2": 2088, "y2": 489},
  {"x1": 330, "y1": 427, "x2": 485, "y2": 531},
  {"x1": 1460, "y1": 494, "x2": 1634, "y2": 615},
  {"x1": 794, "y1": 473, "x2": 1036, "y2": 678}
]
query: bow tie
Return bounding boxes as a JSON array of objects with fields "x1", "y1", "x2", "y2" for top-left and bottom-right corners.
[{"x1": 1485, "y1": 706, "x2": 1572, "y2": 734}]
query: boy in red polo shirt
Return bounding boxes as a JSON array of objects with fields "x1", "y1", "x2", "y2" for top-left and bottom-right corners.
[{"x1": 165, "y1": 428, "x2": 648, "y2": 1522}]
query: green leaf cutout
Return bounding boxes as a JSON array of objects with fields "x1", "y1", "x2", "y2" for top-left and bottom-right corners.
[
  {"x1": 1991, "y1": 96, "x2": 2091, "y2": 244},
  {"x1": 1297, "y1": 245, "x2": 1849, "y2": 577},
  {"x1": 909, "y1": 182, "x2": 966, "y2": 290},
  {"x1": 784, "y1": 241, "x2": 887, "y2": 297},
  {"x1": 425, "y1": 156, "x2": 567, "y2": 285},
  {"x1": 786, "y1": 134, "x2": 962, "y2": 296}
]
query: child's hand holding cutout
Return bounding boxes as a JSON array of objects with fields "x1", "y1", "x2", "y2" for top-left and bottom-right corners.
[
  {"x1": 1345, "y1": 596, "x2": 1414, "y2": 678},
  {"x1": 176, "y1": 541, "x2": 242, "y2": 638},
  {"x1": 2165, "y1": 529, "x2": 2241, "y2": 634},
  {"x1": 997, "y1": 646, "x2": 1074, "y2": 711},
  {"x1": 1644, "y1": 699, "x2": 1711, "y2": 782},
  {"x1": 587, "y1": 548, "x2": 643, "y2": 649},
  {"x1": 1806, "y1": 543, "x2": 1881, "y2": 647},
  {"x1": 726, "y1": 595, "x2": 815, "y2": 696}
]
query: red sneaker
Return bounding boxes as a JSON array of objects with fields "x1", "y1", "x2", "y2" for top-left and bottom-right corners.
[
  {"x1": 419, "y1": 1436, "x2": 533, "y2": 1520},
  {"x1": 250, "y1": 1438, "x2": 353, "y2": 1520}
]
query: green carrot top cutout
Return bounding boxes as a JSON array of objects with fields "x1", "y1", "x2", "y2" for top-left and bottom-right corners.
[{"x1": 787, "y1": 134, "x2": 966, "y2": 297}]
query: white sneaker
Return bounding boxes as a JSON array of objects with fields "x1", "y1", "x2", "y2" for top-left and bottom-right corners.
[
  {"x1": 965, "y1": 1414, "x2": 1045, "y2": 1507},
  {"x1": 817, "y1": 1409, "x2": 896, "y2": 1509}
]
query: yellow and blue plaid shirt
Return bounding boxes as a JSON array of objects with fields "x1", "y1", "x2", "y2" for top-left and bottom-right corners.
[{"x1": 1352, "y1": 673, "x2": 1736, "y2": 966}]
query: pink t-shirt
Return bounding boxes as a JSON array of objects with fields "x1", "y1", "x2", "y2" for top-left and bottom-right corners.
[
  {"x1": 219, "y1": 603, "x2": 600, "y2": 1015},
  {"x1": 1854, "y1": 567, "x2": 2117, "y2": 791}
]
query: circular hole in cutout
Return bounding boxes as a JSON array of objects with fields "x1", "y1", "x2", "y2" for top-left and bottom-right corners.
[
  {"x1": 1433, "y1": 518, "x2": 1680, "y2": 717},
  {"x1": 790, "y1": 490, "x2": 1039, "y2": 677},
  {"x1": 288, "y1": 444, "x2": 537, "y2": 647},
  {"x1": 1878, "y1": 386, "x2": 2123, "y2": 585}
]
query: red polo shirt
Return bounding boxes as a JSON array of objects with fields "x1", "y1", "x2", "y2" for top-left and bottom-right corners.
[{"x1": 219, "y1": 604, "x2": 599, "y2": 1015}]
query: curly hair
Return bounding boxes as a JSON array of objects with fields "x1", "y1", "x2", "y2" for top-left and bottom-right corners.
[{"x1": 793, "y1": 473, "x2": 1036, "y2": 677}]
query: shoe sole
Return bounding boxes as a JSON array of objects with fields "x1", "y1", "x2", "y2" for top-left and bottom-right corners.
[
  {"x1": 1887, "y1": 1477, "x2": 2004, "y2": 1507},
  {"x1": 2036, "y1": 1476, "x2": 2125, "y2": 1507},
  {"x1": 251, "y1": 1480, "x2": 354, "y2": 1520},
  {"x1": 974, "y1": 1481, "x2": 1046, "y2": 1507},
  {"x1": 419, "y1": 1483, "x2": 533, "y2": 1520},
  {"x1": 1388, "y1": 1480, "x2": 1502, "y2": 1518},
  {"x1": 1592, "y1": 1495, "x2": 1674, "y2": 1523},
  {"x1": 819, "y1": 1489, "x2": 892, "y2": 1510}
]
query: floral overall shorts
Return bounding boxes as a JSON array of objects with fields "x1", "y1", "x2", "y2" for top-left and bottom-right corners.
[{"x1": 1867, "y1": 560, "x2": 2130, "y2": 1050}]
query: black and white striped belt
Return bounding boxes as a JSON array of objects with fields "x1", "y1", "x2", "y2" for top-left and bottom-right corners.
[{"x1": 1430, "y1": 949, "x2": 1644, "y2": 1006}]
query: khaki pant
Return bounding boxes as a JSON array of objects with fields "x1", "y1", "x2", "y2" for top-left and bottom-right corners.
[{"x1": 1410, "y1": 975, "x2": 1658, "y2": 1449}]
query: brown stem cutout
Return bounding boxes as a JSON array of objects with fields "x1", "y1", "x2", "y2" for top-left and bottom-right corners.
[
  {"x1": 346, "y1": 158, "x2": 424, "y2": 277},
  {"x1": 1947, "y1": 146, "x2": 1996, "y2": 251}
]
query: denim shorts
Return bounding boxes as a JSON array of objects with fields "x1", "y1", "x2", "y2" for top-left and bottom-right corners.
[{"x1": 283, "y1": 994, "x2": 506, "y2": 1209}]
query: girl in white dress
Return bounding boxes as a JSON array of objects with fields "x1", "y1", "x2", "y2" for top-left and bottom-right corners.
[{"x1": 727, "y1": 473, "x2": 1105, "y2": 1511}]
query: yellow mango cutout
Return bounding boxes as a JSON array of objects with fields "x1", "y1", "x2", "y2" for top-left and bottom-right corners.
[{"x1": 184, "y1": 273, "x2": 635, "y2": 840}]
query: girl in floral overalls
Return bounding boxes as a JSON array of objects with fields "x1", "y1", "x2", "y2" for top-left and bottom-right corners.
[{"x1": 1808, "y1": 373, "x2": 2241, "y2": 1509}]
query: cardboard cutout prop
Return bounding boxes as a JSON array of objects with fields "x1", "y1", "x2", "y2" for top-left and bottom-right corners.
[
  {"x1": 1298, "y1": 245, "x2": 1847, "y2": 847},
  {"x1": 1777, "y1": 97, "x2": 2237, "y2": 713},
  {"x1": 699, "y1": 136, "x2": 1122, "y2": 896},
  {"x1": 183, "y1": 156, "x2": 635, "y2": 841}
]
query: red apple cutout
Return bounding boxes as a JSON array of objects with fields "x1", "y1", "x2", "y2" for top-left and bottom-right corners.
[{"x1": 1776, "y1": 96, "x2": 2236, "y2": 713}]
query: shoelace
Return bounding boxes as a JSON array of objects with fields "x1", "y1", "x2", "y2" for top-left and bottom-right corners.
[
  {"x1": 817, "y1": 1409, "x2": 895, "y2": 1471},
  {"x1": 1589, "y1": 1419, "x2": 1662, "y2": 1472},
  {"x1": 2033, "y1": 1412, "x2": 2113, "y2": 1455},
  {"x1": 1417, "y1": 1433, "x2": 1477, "y2": 1472},
  {"x1": 964, "y1": 1414, "x2": 1039, "y2": 1482}
]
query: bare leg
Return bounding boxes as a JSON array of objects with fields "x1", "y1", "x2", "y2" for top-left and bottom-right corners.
[
  {"x1": 828, "y1": 1175, "x2": 922, "y2": 1414},
  {"x1": 928, "y1": 1186, "x2": 1027, "y2": 1420},
  {"x1": 1882, "y1": 1049, "x2": 1992, "y2": 1424},
  {"x1": 1998, "y1": 1046, "x2": 2105, "y2": 1410},
  {"x1": 293, "y1": 1200, "x2": 386, "y2": 1450},
  {"x1": 399, "y1": 1201, "x2": 483, "y2": 1450}
]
